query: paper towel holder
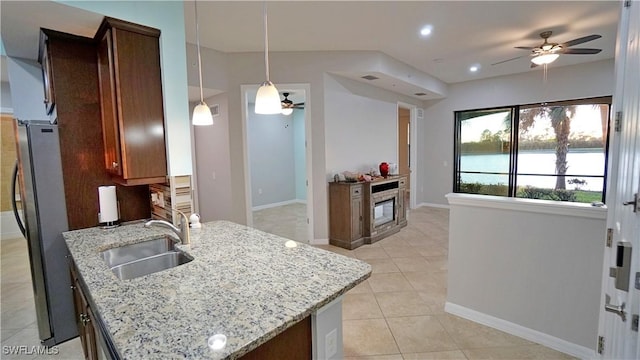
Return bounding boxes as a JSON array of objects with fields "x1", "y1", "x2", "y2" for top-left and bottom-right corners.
[{"x1": 98, "y1": 204, "x2": 120, "y2": 229}]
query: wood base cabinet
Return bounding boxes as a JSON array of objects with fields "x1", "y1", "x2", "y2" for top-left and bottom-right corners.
[{"x1": 95, "y1": 17, "x2": 167, "y2": 186}]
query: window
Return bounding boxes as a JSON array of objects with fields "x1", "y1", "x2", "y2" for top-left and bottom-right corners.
[{"x1": 454, "y1": 97, "x2": 611, "y2": 203}]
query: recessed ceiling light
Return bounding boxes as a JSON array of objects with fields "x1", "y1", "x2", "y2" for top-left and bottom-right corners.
[
  {"x1": 469, "y1": 65, "x2": 480, "y2": 72},
  {"x1": 420, "y1": 25, "x2": 433, "y2": 37}
]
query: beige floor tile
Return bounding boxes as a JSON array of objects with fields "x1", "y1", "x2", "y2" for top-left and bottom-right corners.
[
  {"x1": 411, "y1": 244, "x2": 449, "y2": 257},
  {"x1": 416, "y1": 287, "x2": 448, "y2": 306},
  {"x1": 348, "y1": 280, "x2": 374, "y2": 294},
  {"x1": 374, "y1": 291, "x2": 433, "y2": 318},
  {"x1": 402, "y1": 271, "x2": 442, "y2": 291},
  {"x1": 392, "y1": 257, "x2": 432, "y2": 272},
  {"x1": 366, "y1": 258, "x2": 401, "y2": 274},
  {"x1": 382, "y1": 246, "x2": 422, "y2": 258},
  {"x1": 376, "y1": 236, "x2": 411, "y2": 248},
  {"x1": 403, "y1": 350, "x2": 468, "y2": 359},
  {"x1": 462, "y1": 344, "x2": 577, "y2": 359},
  {"x1": 386, "y1": 315, "x2": 459, "y2": 353},
  {"x1": 367, "y1": 273, "x2": 413, "y2": 293},
  {"x1": 1, "y1": 301, "x2": 37, "y2": 330},
  {"x1": 343, "y1": 319, "x2": 400, "y2": 357},
  {"x1": 355, "y1": 247, "x2": 389, "y2": 260},
  {"x1": 343, "y1": 293, "x2": 384, "y2": 320},
  {"x1": 344, "y1": 354, "x2": 403, "y2": 360},
  {"x1": 437, "y1": 314, "x2": 533, "y2": 349}
]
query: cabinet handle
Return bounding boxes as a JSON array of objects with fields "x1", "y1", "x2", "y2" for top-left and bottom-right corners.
[
  {"x1": 112, "y1": 161, "x2": 119, "y2": 169},
  {"x1": 80, "y1": 313, "x2": 91, "y2": 326}
]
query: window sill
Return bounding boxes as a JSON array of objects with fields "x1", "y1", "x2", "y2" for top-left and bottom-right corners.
[{"x1": 445, "y1": 193, "x2": 607, "y2": 220}]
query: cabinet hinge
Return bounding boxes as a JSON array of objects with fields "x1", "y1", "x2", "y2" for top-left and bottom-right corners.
[
  {"x1": 597, "y1": 335, "x2": 605, "y2": 354},
  {"x1": 606, "y1": 228, "x2": 613, "y2": 247},
  {"x1": 615, "y1": 111, "x2": 622, "y2": 132}
]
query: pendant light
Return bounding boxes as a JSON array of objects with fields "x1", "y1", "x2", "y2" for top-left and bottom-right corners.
[
  {"x1": 192, "y1": 0, "x2": 213, "y2": 126},
  {"x1": 255, "y1": 1, "x2": 281, "y2": 114}
]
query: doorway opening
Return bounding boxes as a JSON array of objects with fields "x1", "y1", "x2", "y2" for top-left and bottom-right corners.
[
  {"x1": 241, "y1": 84, "x2": 313, "y2": 243},
  {"x1": 397, "y1": 103, "x2": 417, "y2": 210}
]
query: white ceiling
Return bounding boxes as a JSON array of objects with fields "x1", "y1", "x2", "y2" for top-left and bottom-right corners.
[{"x1": 1, "y1": 1, "x2": 620, "y2": 101}]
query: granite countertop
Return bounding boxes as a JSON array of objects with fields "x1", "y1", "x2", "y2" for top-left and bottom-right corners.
[{"x1": 63, "y1": 220, "x2": 371, "y2": 359}]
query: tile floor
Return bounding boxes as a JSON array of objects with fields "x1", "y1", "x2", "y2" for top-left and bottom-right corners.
[
  {"x1": 253, "y1": 202, "x2": 308, "y2": 243},
  {"x1": 1, "y1": 206, "x2": 574, "y2": 359}
]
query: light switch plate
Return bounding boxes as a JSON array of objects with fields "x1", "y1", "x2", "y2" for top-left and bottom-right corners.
[{"x1": 635, "y1": 272, "x2": 640, "y2": 290}]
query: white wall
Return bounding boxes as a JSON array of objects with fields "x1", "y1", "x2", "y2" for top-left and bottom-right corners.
[
  {"x1": 1, "y1": 81, "x2": 12, "y2": 112},
  {"x1": 420, "y1": 60, "x2": 615, "y2": 207},
  {"x1": 6, "y1": 57, "x2": 48, "y2": 121},
  {"x1": 192, "y1": 93, "x2": 233, "y2": 222},
  {"x1": 293, "y1": 109, "x2": 306, "y2": 201},
  {"x1": 324, "y1": 75, "x2": 399, "y2": 175},
  {"x1": 247, "y1": 103, "x2": 296, "y2": 208},
  {"x1": 446, "y1": 194, "x2": 606, "y2": 358}
]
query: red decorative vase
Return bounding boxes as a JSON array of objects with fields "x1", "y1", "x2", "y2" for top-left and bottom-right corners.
[{"x1": 379, "y1": 162, "x2": 389, "y2": 177}]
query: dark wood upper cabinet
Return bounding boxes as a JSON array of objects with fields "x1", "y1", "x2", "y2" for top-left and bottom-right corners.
[
  {"x1": 95, "y1": 17, "x2": 167, "y2": 186},
  {"x1": 36, "y1": 28, "x2": 151, "y2": 230},
  {"x1": 38, "y1": 31, "x2": 56, "y2": 116}
]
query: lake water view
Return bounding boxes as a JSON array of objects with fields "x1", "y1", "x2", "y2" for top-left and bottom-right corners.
[{"x1": 460, "y1": 150, "x2": 605, "y2": 191}]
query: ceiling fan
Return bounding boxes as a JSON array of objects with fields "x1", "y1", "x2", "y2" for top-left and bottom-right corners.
[
  {"x1": 492, "y1": 31, "x2": 602, "y2": 68},
  {"x1": 281, "y1": 92, "x2": 305, "y2": 110}
]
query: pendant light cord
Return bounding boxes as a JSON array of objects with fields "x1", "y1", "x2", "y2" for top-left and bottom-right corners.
[
  {"x1": 263, "y1": 1, "x2": 270, "y2": 82},
  {"x1": 195, "y1": 0, "x2": 204, "y2": 103}
]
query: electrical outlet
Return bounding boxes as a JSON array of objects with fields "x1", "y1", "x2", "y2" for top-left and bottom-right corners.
[
  {"x1": 258, "y1": 188, "x2": 262, "y2": 195},
  {"x1": 325, "y1": 328, "x2": 337, "y2": 358}
]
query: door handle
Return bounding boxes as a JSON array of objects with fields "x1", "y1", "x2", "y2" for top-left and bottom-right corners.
[
  {"x1": 605, "y1": 294, "x2": 627, "y2": 321},
  {"x1": 623, "y1": 193, "x2": 638, "y2": 212}
]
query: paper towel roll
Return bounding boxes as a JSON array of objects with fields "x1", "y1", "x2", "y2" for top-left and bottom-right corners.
[{"x1": 98, "y1": 186, "x2": 118, "y2": 223}]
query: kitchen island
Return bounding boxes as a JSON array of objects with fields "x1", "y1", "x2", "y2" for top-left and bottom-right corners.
[{"x1": 63, "y1": 220, "x2": 371, "y2": 359}]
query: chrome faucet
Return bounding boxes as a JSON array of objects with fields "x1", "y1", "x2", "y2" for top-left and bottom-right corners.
[{"x1": 144, "y1": 210, "x2": 190, "y2": 245}]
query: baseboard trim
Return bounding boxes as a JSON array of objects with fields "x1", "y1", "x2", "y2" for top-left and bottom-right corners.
[
  {"x1": 444, "y1": 302, "x2": 597, "y2": 359},
  {"x1": 415, "y1": 202, "x2": 449, "y2": 209},
  {"x1": 252, "y1": 199, "x2": 304, "y2": 211},
  {"x1": 310, "y1": 238, "x2": 328, "y2": 245},
  {"x1": 1, "y1": 211, "x2": 23, "y2": 241}
]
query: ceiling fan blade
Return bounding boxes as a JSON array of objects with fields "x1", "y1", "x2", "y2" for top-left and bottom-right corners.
[
  {"x1": 515, "y1": 46, "x2": 535, "y2": 50},
  {"x1": 562, "y1": 34, "x2": 601, "y2": 48},
  {"x1": 491, "y1": 55, "x2": 526, "y2": 66},
  {"x1": 560, "y1": 48, "x2": 602, "y2": 55}
]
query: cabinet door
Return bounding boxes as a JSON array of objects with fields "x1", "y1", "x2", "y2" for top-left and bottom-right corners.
[
  {"x1": 112, "y1": 28, "x2": 166, "y2": 180},
  {"x1": 97, "y1": 29, "x2": 122, "y2": 176},
  {"x1": 351, "y1": 196, "x2": 362, "y2": 240},
  {"x1": 397, "y1": 188, "x2": 406, "y2": 223}
]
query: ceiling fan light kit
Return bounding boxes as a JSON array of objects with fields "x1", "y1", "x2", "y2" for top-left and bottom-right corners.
[
  {"x1": 192, "y1": 0, "x2": 213, "y2": 126},
  {"x1": 492, "y1": 30, "x2": 602, "y2": 69},
  {"x1": 531, "y1": 53, "x2": 559, "y2": 65},
  {"x1": 255, "y1": 1, "x2": 282, "y2": 115}
]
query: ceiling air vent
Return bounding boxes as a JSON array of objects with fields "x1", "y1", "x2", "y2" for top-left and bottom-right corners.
[
  {"x1": 414, "y1": 92, "x2": 428, "y2": 96},
  {"x1": 210, "y1": 104, "x2": 220, "y2": 117},
  {"x1": 361, "y1": 75, "x2": 379, "y2": 81}
]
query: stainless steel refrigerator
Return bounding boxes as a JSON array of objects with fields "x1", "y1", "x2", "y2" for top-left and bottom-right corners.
[{"x1": 12, "y1": 120, "x2": 77, "y2": 346}]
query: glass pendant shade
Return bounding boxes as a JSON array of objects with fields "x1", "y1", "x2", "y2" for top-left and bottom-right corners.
[
  {"x1": 531, "y1": 53, "x2": 559, "y2": 65},
  {"x1": 193, "y1": 101, "x2": 214, "y2": 126},
  {"x1": 255, "y1": 81, "x2": 282, "y2": 114},
  {"x1": 281, "y1": 108, "x2": 293, "y2": 116}
]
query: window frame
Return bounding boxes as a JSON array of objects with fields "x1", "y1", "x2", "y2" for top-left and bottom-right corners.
[{"x1": 453, "y1": 96, "x2": 612, "y2": 202}]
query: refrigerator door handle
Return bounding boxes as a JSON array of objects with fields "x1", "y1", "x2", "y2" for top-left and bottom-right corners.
[{"x1": 11, "y1": 159, "x2": 26, "y2": 237}]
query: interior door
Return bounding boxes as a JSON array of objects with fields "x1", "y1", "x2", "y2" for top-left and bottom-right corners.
[
  {"x1": 600, "y1": 1, "x2": 639, "y2": 358},
  {"x1": 398, "y1": 107, "x2": 410, "y2": 198}
]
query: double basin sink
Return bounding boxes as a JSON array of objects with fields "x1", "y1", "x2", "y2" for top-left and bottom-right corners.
[{"x1": 102, "y1": 236, "x2": 193, "y2": 280}]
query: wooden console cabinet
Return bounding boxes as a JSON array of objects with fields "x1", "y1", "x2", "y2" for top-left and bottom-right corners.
[{"x1": 329, "y1": 175, "x2": 407, "y2": 249}]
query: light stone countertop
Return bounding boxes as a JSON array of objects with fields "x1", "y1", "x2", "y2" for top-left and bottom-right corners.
[{"x1": 63, "y1": 220, "x2": 371, "y2": 359}]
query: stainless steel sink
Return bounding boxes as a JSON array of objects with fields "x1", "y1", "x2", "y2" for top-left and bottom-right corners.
[
  {"x1": 101, "y1": 236, "x2": 193, "y2": 280},
  {"x1": 102, "y1": 236, "x2": 177, "y2": 268},
  {"x1": 108, "y1": 251, "x2": 192, "y2": 280}
]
